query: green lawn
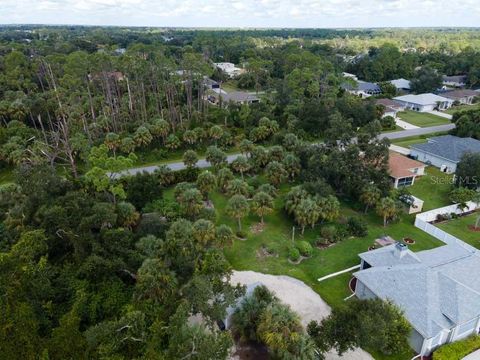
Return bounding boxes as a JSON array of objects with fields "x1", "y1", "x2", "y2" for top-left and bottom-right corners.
[
  {"x1": 390, "y1": 131, "x2": 449, "y2": 149},
  {"x1": 437, "y1": 213, "x2": 480, "y2": 249},
  {"x1": 409, "y1": 167, "x2": 454, "y2": 211},
  {"x1": 397, "y1": 110, "x2": 451, "y2": 127},
  {"x1": 445, "y1": 102, "x2": 480, "y2": 115},
  {"x1": 165, "y1": 179, "x2": 443, "y2": 310}
]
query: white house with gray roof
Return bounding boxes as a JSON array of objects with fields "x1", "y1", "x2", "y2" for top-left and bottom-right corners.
[
  {"x1": 354, "y1": 242, "x2": 480, "y2": 356},
  {"x1": 410, "y1": 135, "x2": 480, "y2": 173},
  {"x1": 393, "y1": 93, "x2": 453, "y2": 112}
]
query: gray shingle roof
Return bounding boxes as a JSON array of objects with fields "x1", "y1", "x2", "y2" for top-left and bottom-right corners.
[
  {"x1": 411, "y1": 135, "x2": 480, "y2": 163},
  {"x1": 355, "y1": 244, "x2": 480, "y2": 338}
]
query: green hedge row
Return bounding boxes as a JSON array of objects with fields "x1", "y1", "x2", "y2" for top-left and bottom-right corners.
[{"x1": 434, "y1": 336, "x2": 480, "y2": 360}]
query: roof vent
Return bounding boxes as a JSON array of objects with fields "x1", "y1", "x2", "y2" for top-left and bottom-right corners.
[{"x1": 394, "y1": 242, "x2": 409, "y2": 258}]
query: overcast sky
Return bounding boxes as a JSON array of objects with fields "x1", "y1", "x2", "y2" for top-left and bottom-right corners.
[{"x1": 1, "y1": 0, "x2": 479, "y2": 28}]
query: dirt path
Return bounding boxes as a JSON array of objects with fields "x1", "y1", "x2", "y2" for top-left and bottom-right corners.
[{"x1": 230, "y1": 271, "x2": 374, "y2": 360}]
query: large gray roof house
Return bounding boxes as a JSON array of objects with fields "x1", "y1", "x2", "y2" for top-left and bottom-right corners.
[
  {"x1": 354, "y1": 242, "x2": 480, "y2": 356},
  {"x1": 410, "y1": 135, "x2": 480, "y2": 173}
]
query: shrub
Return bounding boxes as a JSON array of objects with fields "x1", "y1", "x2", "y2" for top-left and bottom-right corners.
[
  {"x1": 199, "y1": 207, "x2": 217, "y2": 222},
  {"x1": 296, "y1": 241, "x2": 313, "y2": 257},
  {"x1": 434, "y1": 335, "x2": 480, "y2": 360},
  {"x1": 288, "y1": 247, "x2": 300, "y2": 262},
  {"x1": 172, "y1": 167, "x2": 200, "y2": 184},
  {"x1": 236, "y1": 230, "x2": 247, "y2": 239},
  {"x1": 320, "y1": 225, "x2": 337, "y2": 243},
  {"x1": 346, "y1": 217, "x2": 368, "y2": 237}
]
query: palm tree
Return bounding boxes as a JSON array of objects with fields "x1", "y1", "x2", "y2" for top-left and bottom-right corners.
[
  {"x1": 284, "y1": 186, "x2": 308, "y2": 215},
  {"x1": 135, "y1": 258, "x2": 178, "y2": 304},
  {"x1": 251, "y1": 191, "x2": 274, "y2": 224},
  {"x1": 282, "y1": 153, "x2": 301, "y2": 181},
  {"x1": 226, "y1": 194, "x2": 249, "y2": 231},
  {"x1": 216, "y1": 224, "x2": 235, "y2": 247},
  {"x1": 317, "y1": 195, "x2": 340, "y2": 223},
  {"x1": 120, "y1": 136, "x2": 136, "y2": 154},
  {"x1": 133, "y1": 126, "x2": 153, "y2": 147},
  {"x1": 196, "y1": 171, "x2": 217, "y2": 200},
  {"x1": 149, "y1": 118, "x2": 170, "y2": 143},
  {"x1": 209, "y1": 125, "x2": 223, "y2": 144},
  {"x1": 360, "y1": 185, "x2": 381, "y2": 213},
  {"x1": 182, "y1": 129, "x2": 197, "y2": 146},
  {"x1": 182, "y1": 150, "x2": 198, "y2": 169},
  {"x1": 104, "y1": 132, "x2": 120, "y2": 156},
  {"x1": 257, "y1": 303, "x2": 303, "y2": 357},
  {"x1": 217, "y1": 167, "x2": 234, "y2": 193},
  {"x1": 239, "y1": 139, "x2": 254, "y2": 157},
  {"x1": 165, "y1": 134, "x2": 181, "y2": 150},
  {"x1": 192, "y1": 219, "x2": 216, "y2": 246},
  {"x1": 231, "y1": 155, "x2": 251, "y2": 179},
  {"x1": 265, "y1": 161, "x2": 288, "y2": 187},
  {"x1": 205, "y1": 145, "x2": 227, "y2": 171},
  {"x1": 294, "y1": 197, "x2": 318, "y2": 234},
  {"x1": 376, "y1": 197, "x2": 398, "y2": 227},
  {"x1": 226, "y1": 178, "x2": 250, "y2": 197},
  {"x1": 180, "y1": 187, "x2": 204, "y2": 218}
]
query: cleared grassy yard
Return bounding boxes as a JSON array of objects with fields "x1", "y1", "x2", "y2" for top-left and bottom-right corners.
[
  {"x1": 437, "y1": 213, "x2": 480, "y2": 249},
  {"x1": 390, "y1": 131, "x2": 449, "y2": 149},
  {"x1": 409, "y1": 167, "x2": 454, "y2": 211},
  {"x1": 397, "y1": 110, "x2": 451, "y2": 127}
]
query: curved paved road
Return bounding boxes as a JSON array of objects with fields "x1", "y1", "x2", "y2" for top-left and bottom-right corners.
[{"x1": 116, "y1": 124, "x2": 455, "y2": 178}]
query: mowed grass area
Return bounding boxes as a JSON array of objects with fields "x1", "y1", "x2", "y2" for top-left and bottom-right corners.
[
  {"x1": 409, "y1": 167, "x2": 454, "y2": 211},
  {"x1": 390, "y1": 131, "x2": 449, "y2": 149},
  {"x1": 437, "y1": 213, "x2": 480, "y2": 249},
  {"x1": 398, "y1": 110, "x2": 451, "y2": 127},
  {"x1": 445, "y1": 102, "x2": 480, "y2": 115},
  {"x1": 165, "y1": 179, "x2": 443, "y2": 308}
]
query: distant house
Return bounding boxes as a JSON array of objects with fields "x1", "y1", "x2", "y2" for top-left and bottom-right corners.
[
  {"x1": 376, "y1": 98, "x2": 404, "y2": 118},
  {"x1": 442, "y1": 75, "x2": 468, "y2": 88},
  {"x1": 209, "y1": 91, "x2": 260, "y2": 106},
  {"x1": 354, "y1": 242, "x2": 480, "y2": 356},
  {"x1": 214, "y1": 62, "x2": 245, "y2": 78},
  {"x1": 393, "y1": 93, "x2": 453, "y2": 112},
  {"x1": 442, "y1": 90, "x2": 478, "y2": 105},
  {"x1": 342, "y1": 80, "x2": 381, "y2": 98},
  {"x1": 390, "y1": 78, "x2": 411, "y2": 92},
  {"x1": 203, "y1": 77, "x2": 220, "y2": 90},
  {"x1": 388, "y1": 152, "x2": 425, "y2": 188},
  {"x1": 411, "y1": 135, "x2": 480, "y2": 173},
  {"x1": 342, "y1": 72, "x2": 358, "y2": 81}
]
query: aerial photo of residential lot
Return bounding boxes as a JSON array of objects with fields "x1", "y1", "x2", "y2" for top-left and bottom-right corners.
[{"x1": 1, "y1": 1, "x2": 480, "y2": 360}]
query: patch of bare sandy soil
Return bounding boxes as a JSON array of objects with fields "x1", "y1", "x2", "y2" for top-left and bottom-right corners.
[{"x1": 229, "y1": 271, "x2": 374, "y2": 360}]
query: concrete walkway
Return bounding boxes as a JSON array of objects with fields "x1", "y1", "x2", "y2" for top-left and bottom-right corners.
[
  {"x1": 389, "y1": 144, "x2": 410, "y2": 155},
  {"x1": 396, "y1": 118, "x2": 419, "y2": 130},
  {"x1": 462, "y1": 349, "x2": 480, "y2": 360},
  {"x1": 427, "y1": 110, "x2": 453, "y2": 120}
]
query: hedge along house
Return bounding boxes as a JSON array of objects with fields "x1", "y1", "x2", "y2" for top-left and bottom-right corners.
[
  {"x1": 410, "y1": 135, "x2": 480, "y2": 174},
  {"x1": 354, "y1": 243, "x2": 480, "y2": 357},
  {"x1": 393, "y1": 93, "x2": 453, "y2": 112},
  {"x1": 388, "y1": 152, "x2": 425, "y2": 188}
]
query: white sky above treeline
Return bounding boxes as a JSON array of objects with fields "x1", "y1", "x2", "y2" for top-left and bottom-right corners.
[{"x1": 1, "y1": 0, "x2": 479, "y2": 28}]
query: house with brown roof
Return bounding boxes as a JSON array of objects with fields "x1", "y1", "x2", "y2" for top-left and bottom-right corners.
[
  {"x1": 442, "y1": 90, "x2": 478, "y2": 105},
  {"x1": 376, "y1": 98, "x2": 405, "y2": 118},
  {"x1": 389, "y1": 152, "x2": 426, "y2": 188}
]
